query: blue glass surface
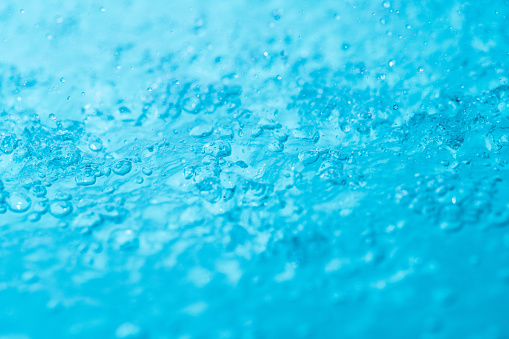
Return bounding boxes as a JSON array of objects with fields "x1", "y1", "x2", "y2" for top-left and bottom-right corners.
[{"x1": 1, "y1": 1, "x2": 509, "y2": 338}]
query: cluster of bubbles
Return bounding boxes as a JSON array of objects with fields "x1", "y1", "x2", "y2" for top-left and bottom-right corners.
[{"x1": 1, "y1": 0, "x2": 509, "y2": 337}]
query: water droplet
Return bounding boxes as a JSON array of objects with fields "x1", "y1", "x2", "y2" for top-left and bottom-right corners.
[
  {"x1": 49, "y1": 113, "x2": 56, "y2": 120},
  {"x1": 189, "y1": 125, "x2": 213, "y2": 138},
  {"x1": 142, "y1": 167, "x2": 152, "y2": 176},
  {"x1": 299, "y1": 150, "x2": 320, "y2": 165},
  {"x1": 103, "y1": 186, "x2": 115, "y2": 194},
  {"x1": 393, "y1": 104, "x2": 399, "y2": 110},
  {"x1": 340, "y1": 123, "x2": 351, "y2": 133},
  {"x1": 251, "y1": 126, "x2": 263, "y2": 137},
  {"x1": 203, "y1": 141, "x2": 231, "y2": 158},
  {"x1": 27, "y1": 212, "x2": 41, "y2": 222},
  {"x1": 268, "y1": 141, "x2": 284, "y2": 152},
  {"x1": 383, "y1": 1, "x2": 391, "y2": 8},
  {"x1": 110, "y1": 229, "x2": 139, "y2": 252},
  {"x1": 72, "y1": 211, "x2": 103, "y2": 232},
  {"x1": 115, "y1": 322, "x2": 141, "y2": 339},
  {"x1": 33, "y1": 201, "x2": 49, "y2": 214},
  {"x1": 50, "y1": 201, "x2": 73, "y2": 218},
  {"x1": 6, "y1": 192, "x2": 31, "y2": 213},
  {"x1": 55, "y1": 193, "x2": 72, "y2": 201},
  {"x1": 75, "y1": 173, "x2": 97, "y2": 186},
  {"x1": 112, "y1": 160, "x2": 133, "y2": 176},
  {"x1": 388, "y1": 60, "x2": 396, "y2": 67},
  {"x1": 136, "y1": 176, "x2": 144, "y2": 184},
  {"x1": 89, "y1": 141, "x2": 103, "y2": 152},
  {"x1": 0, "y1": 134, "x2": 18, "y2": 154},
  {"x1": 59, "y1": 77, "x2": 65, "y2": 83},
  {"x1": 31, "y1": 185, "x2": 47, "y2": 197}
]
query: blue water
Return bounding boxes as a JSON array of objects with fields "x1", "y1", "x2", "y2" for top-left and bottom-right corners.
[{"x1": 1, "y1": 0, "x2": 509, "y2": 338}]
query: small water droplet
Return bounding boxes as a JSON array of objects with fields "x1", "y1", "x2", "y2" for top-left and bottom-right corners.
[
  {"x1": 340, "y1": 123, "x2": 352, "y2": 133},
  {"x1": 50, "y1": 201, "x2": 73, "y2": 218},
  {"x1": 112, "y1": 160, "x2": 133, "y2": 176},
  {"x1": 89, "y1": 141, "x2": 103, "y2": 152},
  {"x1": 75, "y1": 173, "x2": 97, "y2": 186}
]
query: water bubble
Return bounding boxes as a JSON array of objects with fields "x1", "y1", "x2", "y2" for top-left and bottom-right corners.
[
  {"x1": 109, "y1": 229, "x2": 139, "y2": 252},
  {"x1": 383, "y1": 1, "x2": 391, "y2": 8},
  {"x1": 340, "y1": 123, "x2": 352, "y2": 133},
  {"x1": 235, "y1": 160, "x2": 248, "y2": 168},
  {"x1": 75, "y1": 172, "x2": 97, "y2": 186},
  {"x1": 103, "y1": 186, "x2": 115, "y2": 194},
  {"x1": 115, "y1": 323, "x2": 141, "y2": 339},
  {"x1": 299, "y1": 150, "x2": 320, "y2": 165},
  {"x1": 268, "y1": 141, "x2": 284, "y2": 152},
  {"x1": 49, "y1": 113, "x2": 56, "y2": 120},
  {"x1": 272, "y1": 9, "x2": 283, "y2": 20},
  {"x1": 72, "y1": 211, "x2": 103, "y2": 231},
  {"x1": 59, "y1": 77, "x2": 65, "y2": 83},
  {"x1": 183, "y1": 166, "x2": 195, "y2": 179},
  {"x1": 251, "y1": 126, "x2": 263, "y2": 137},
  {"x1": 50, "y1": 201, "x2": 73, "y2": 218},
  {"x1": 203, "y1": 141, "x2": 231, "y2": 158},
  {"x1": 33, "y1": 201, "x2": 49, "y2": 214},
  {"x1": 142, "y1": 167, "x2": 152, "y2": 176},
  {"x1": 189, "y1": 125, "x2": 213, "y2": 138},
  {"x1": 273, "y1": 130, "x2": 288, "y2": 142},
  {"x1": 293, "y1": 126, "x2": 320, "y2": 143},
  {"x1": 55, "y1": 193, "x2": 72, "y2": 201},
  {"x1": 27, "y1": 212, "x2": 41, "y2": 222},
  {"x1": 89, "y1": 141, "x2": 103, "y2": 152},
  {"x1": 259, "y1": 119, "x2": 281, "y2": 130},
  {"x1": 0, "y1": 134, "x2": 18, "y2": 154},
  {"x1": 6, "y1": 192, "x2": 32, "y2": 213},
  {"x1": 102, "y1": 167, "x2": 112, "y2": 177},
  {"x1": 31, "y1": 185, "x2": 47, "y2": 197},
  {"x1": 388, "y1": 60, "x2": 396, "y2": 67},
  {"x1": 136, "y1": 176, "x2": 144, "y2": 184},
  {"x1": 393, "y1": 104, "x2": 399, "y2": 110},
  {"x1": 112, "y1": 160, "x2": 133, "y2": 176}
]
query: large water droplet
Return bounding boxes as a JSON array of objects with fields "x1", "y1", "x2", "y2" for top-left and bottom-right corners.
[{"x1": 6, "y1": 192, "x2": 32, "y2": 213}]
